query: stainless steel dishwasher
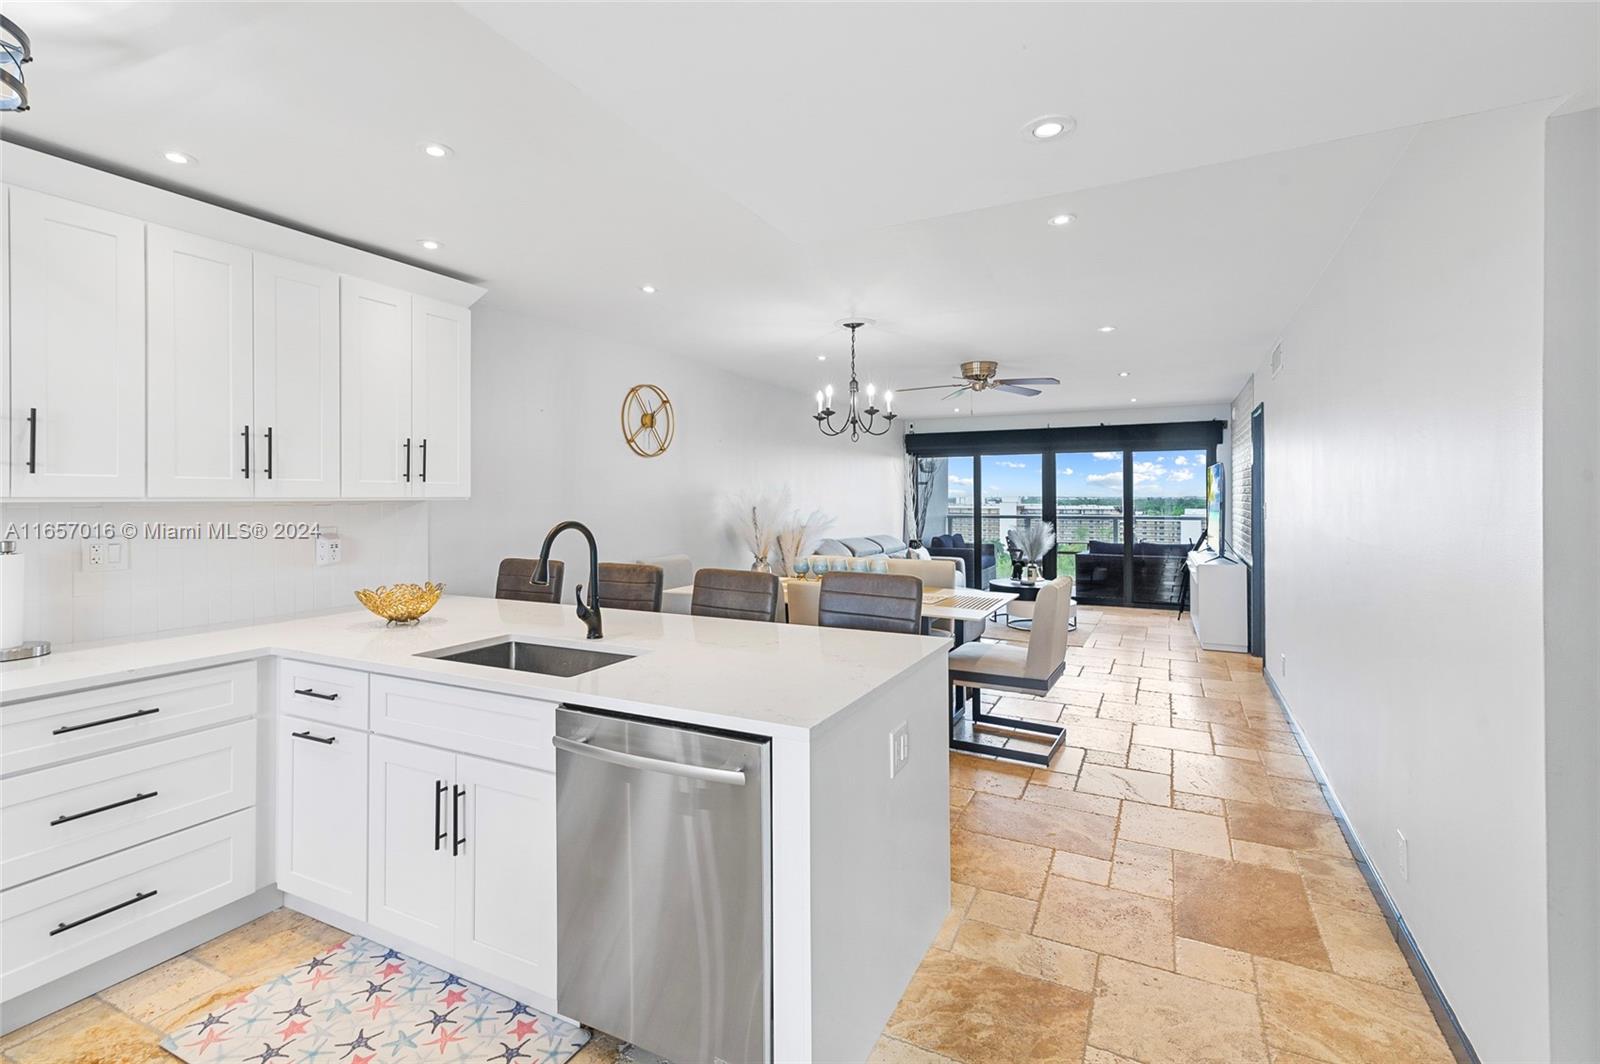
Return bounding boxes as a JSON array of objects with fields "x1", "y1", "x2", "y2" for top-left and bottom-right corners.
[{"x1": 554, "y1": 705, "x2": 771, "y2": 1064}]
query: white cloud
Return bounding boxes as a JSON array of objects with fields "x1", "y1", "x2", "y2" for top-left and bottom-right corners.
[
  {"x1": 994, "y1": 460, "x2": 1028, "y2": 469},
  {"x1": 1092, "y1": 452, "x2": 1118, "y2": 461},
  {"x1": 1132, "y1": 461, "x2": 1162, "y2": 476},
  {"x1": 1169, "y1": 468, "x2": 1195, "y2": 483},
  {"x1": 1173, "y1": 455, "x2": 1188, "y2": 466},
  {"x1": 1056, "y1": 467, "x2": 1074, "y2": 477},
  {"x1": 1132, "y1": 471, "x2": 1158, "y2": 486},
  {"x1": 949, "y1": 476, "x2": 973, "y2": 486},
  {"x1": 1085, "y1": 472, "x2": 1123, "y2": 486}
]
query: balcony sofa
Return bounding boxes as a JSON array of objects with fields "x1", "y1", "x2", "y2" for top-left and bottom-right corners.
[
  {"x1": 928, "y1": 533, "x2": 996, "y2": 588},
  {"x1": 1073, "y1": 539, "x2": 1193, "y2": 605}
]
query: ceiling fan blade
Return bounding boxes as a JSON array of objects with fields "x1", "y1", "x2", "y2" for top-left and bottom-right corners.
[
  {"x1": 894, "y1": 383, "x2": 971, "y2": 393},
  {"x1": 943, "y1": 387, "x2": 972, "y2": 401},
  {"x1": 994, "y1": 377, "x2": 1060, "y2": 387},
  {"x1": 993, "y1": 384, "x2": 1043, "y2": 397}
]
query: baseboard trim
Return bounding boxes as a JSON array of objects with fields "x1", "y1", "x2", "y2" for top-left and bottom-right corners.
[{"x1": 1262, "y1": 667, "x2": 1481, "y2": 1064}]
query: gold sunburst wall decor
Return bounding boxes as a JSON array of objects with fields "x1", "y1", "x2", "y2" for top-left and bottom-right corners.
[{"x1": 621, "y1": 384, "x2": 675, "y2": 458}]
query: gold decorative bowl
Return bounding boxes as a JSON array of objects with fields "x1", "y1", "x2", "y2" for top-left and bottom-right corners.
[{"x1": 355, "y1": 582, "x2": 444, "y2": 625}]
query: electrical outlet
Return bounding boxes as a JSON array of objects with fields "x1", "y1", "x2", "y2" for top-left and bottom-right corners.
[
  {"x1": 314, "y1": 529, "x2": 342, "y2": 567},
  {"x1": 1396, "y1": 829, "x2": 1409, "y2": 881},
  {"x1": 889, "y1": 721, "x2": 910, "y2": 779},
  {"x1": 82, "y1": 540, "x2": 129, "y2": 572}
]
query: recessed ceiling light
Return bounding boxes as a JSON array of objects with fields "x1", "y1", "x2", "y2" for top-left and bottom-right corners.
[
  {"x1": 640, "y1": 284, "x2": 657, "y2": 294},
  {"x1": 1098, "y1": 325, "x2": 1117, "y2": 333},
  {"x1": 1118, "y1": 371, "x2": 1129, "y2": 378},
  {"x1": 817, "y1": 354, "x2": 826, "y2": 361},
  {"x1": 420, "y1": 142, "x2": 453, "y2": 159},
  {"x1": 952, "y1": 406, "x2": 960, "y2": 412},
  {"x1": 417, "y1": 239, "x2": 441, "y2": 251},
  {"x1": 1130, "y1": 397, "x2": 1139, "y2": 403},
  {"x1": 1047, "y1": 213, "x2": 1076, "y2": 227},
  {"x1": 163, "y1": 150, "x2": 196, "y2": 165},
  {"x1": 1024, "y1": 115, "x2": 1076, "y2": 142}
]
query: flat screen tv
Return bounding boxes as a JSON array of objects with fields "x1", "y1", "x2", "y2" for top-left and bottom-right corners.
[{"x1": 1205, "y1": 463, "x2": 1225, "y2": 553}]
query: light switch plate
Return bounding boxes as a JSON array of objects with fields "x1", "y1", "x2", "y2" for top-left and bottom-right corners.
[
  {"x1": 1396, "y1": 829, "x2": 1409, "y2": 881},
  {"x1": 889, "y1": 721, "x2": 910, "y2": 779}
]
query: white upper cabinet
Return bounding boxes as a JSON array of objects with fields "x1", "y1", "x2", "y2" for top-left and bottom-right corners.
[
  {"x1": 254, "y1": 255, "x2": 340, "y2": 498},
  {"x1": 341, "y1": 278, "x2": 415, "y2": 499},
  {"x1": 412, "y1": 297, "x2": 471, "y2": 499},
  {"x1": 146, "y1": 227, "x2": 254, "y2": 498},
  {"x1": 8, "y1": 189, "x2": 146, "y2": 498}
]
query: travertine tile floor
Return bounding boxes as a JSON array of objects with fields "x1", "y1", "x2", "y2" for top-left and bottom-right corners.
[{"x1": 1, "y1": 606, "x2": 1456, "y2": 1064}]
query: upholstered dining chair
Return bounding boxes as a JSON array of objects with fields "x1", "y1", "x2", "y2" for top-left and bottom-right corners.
[
  {"x1": 596, "y1": 562, "x2": 664, "y2": 612},
  {"x1": 816, "y1": 571, "x2": 923, "y2": 635},
  {"x1": 690, "y1": 568, "x2": 782, "y2": 622},
  {"x1": 495, "y1": 558, "x2": 564, "y2": 604},
  {"x1": 947, "y1": 575, "x2": 1074, "y2": 698}
]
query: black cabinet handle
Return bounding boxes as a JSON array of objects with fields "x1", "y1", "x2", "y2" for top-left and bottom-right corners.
[
  {"x1": 264, "y1": 426, "x2": 274, "y2": 480},
  {"x1": 50, "y1": 890, "x2": 158, "y2": 936},
  {"x1": 292, "y1": 730, "x2": 336, "y2": 745},
  {"x1": 434, "y1": 780, "x2": 447, "y2": 851},
  {"x1": 293, "y1": 688, "x2": 339, "y2": 701},
  {"x1": 52, "y1": 791, "x2": 158, "y2": 826},
  {"x1": 26, "y1": 406, "x2": 37, "y2": 474},
  {"x1": 419, "y1": 438, "x2": 428, "y2": 483},
  {"x1": 451, "y1": 785, "x2": 466, "y2": 855},
  {"x1": 241, "y1": 425, "x2": 251, "y2": 479},
  {"x1": 52, "y1": 706, "x2": 160, "y2": 735},
  {"x1": 402, "y1": 437, "x2": 412, "y2": 483}
]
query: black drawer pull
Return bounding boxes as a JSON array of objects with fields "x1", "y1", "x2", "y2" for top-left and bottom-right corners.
[
  {"x1": 292, "y1": 730, "x2": 336, "y2": 745},
  {"x1": 293, "y1": 688, "x2": 339, "y2": 701},
  {"x1": 51, "y1": 791, "x2": 159, "y2": 826},
  {"x1": 452, "y1": 784, "x2": 466, "y2": 856},
  {"x1": 50, "y1": 890, "x2": 158, "y2": 936},
  {"x1": 52, "y1": 706, "x2": 160, "y2": 735}
]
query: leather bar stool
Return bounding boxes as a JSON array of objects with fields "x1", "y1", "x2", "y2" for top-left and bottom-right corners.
[
  {"x1": 596, "y1": 562, "x2": 664, "y2": 612},
  {"x1": 495, "y1": 558, "x2": 564, "y2": 604},
  {"x1": 691, "y1": 568, "x2": 782, "y2": 622},
  {"x1": 816, "y1": 571, "x2": 923, "y2": 634}
]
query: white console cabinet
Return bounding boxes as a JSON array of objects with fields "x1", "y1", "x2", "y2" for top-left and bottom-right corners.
[{"x1": 1186, "y1": 550, "x2": 1250, "y2": 652}]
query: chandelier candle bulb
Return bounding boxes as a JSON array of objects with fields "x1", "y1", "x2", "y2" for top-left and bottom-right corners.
[
  {"x1": 885, "y1": 391, "x2": 894, "y2": 413},
  {"x1": 816, "y1": 391, "x2": 824, "y2": 413}
]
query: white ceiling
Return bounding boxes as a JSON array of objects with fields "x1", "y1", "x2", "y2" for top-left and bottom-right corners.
[{"x1": 3, "y1": 2, "x2": 1595, "y2": 416}]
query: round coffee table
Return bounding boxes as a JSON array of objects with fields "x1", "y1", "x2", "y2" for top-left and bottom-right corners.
[{"x1": 989, "y1": 577, "x2": 1077, "y2": 631}]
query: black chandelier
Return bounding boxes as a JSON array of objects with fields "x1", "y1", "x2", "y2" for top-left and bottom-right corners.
[
  {"x1": 813, "y1": 320, "x2": 897, "y2": 441},
  {"x1": 0, "y1": 15, "x2": 31, "y2": 113}
]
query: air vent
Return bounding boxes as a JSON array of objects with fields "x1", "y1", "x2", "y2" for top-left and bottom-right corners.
[{"x1": 1270, "y1": 342, "x2": 1284, "y2": 378}]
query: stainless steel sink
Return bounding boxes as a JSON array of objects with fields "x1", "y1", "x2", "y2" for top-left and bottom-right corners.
[{"x1": 420, "y1": 639, "x2": 634, "y2": 678}]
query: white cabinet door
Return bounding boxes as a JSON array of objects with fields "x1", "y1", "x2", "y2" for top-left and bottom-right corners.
[
  {"x1": 412, "y1": 297, "x2": 470, "y2": 499},
  {"x1": 367, "y1": 735, "x2": 454, "y2": 954},
  {"x1": 340, "y1": 277, "x2": 414, "y2": 499},
  {"x1": 8, "y1": 188, "x2": 146, "y2": 498},
  {"x1": 254, "y1": 255, "x2": 340, "y2": 498},
  {"x1": 147, "y1": 226, "x2": 253, "y2": 498},
  {"x1": 452, "y1": 755, "x2": 556, "y2": 999},
  {"x1": 277, "y1": 716, "x2": 367, "y2": 918}
]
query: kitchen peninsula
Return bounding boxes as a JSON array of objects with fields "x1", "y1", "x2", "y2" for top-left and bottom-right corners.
[{"x1": 0, "y1": 597, "x2": 952, "y2": 1063}]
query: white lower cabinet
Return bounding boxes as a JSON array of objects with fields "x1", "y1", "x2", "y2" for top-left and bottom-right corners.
[
  {"x1": 452, "y1": 754, "x2": 556, "y2": 996},
  {"x1": 364, "y1": 733, "x2": 556, "y2": 1002},
  {"x1": 276, "y1": 716, "x2": 367, "y2": 917}
]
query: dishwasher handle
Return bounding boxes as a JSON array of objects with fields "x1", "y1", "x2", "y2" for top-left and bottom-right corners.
[{"x1": 552, "y1": 734, "x2": 747, "y2": 786}]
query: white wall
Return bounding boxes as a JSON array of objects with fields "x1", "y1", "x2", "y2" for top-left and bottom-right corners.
[
  {"x1": 428, "y1": 307, "x2": 904, "y2": 595},
  {"x1": 1541, "y1": 106, "x2": 1599, "y2": 1064},
  {"x1": 0, "y1": 500, "x2": 428, "y2": 647},
  {"x1": 1249, "y1": 103, "x2": 1552, "y2": 1061}
]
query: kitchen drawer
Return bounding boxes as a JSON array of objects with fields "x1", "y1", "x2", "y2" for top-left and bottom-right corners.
[
  {"x1": 1, "y1": 720, "x2": 256, "y2": 889},
  {"x1": 278, "y1": 659, "x2": 369, "y2": 729},
  {"x1": 0, "y1": 663, "x2": 257, "y2": 776},
  {"x1": 0, "y1": 809, "x2": 255, "y2": 999},
  {"x1": 370, "y1": 675, "x2": 554, "y2": 771}
]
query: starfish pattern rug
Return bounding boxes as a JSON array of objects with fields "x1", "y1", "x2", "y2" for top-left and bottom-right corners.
[{"x1": 160, "y1": 933, "x2": 590, "y2": 1064}]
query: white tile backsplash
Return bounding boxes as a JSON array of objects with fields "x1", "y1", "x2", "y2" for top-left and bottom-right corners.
[{"x1": 0, "y1": 500, "x2": 429, "y2": 647}]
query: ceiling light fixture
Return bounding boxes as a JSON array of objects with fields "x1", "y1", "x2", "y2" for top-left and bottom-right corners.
[
  {"x1": 163, "y1": 150, "x2": 196, "y2": 166},
  {"x1": 0, "y1": 14, "x2": 32, "y2": 113},
  {"x1": 420, "y1": 142, "x2": 453, "y2": 159},
  {"x1": 1024, "y1": 115, "x2": 1076, "y2": 141},
  {"x1": 640, "y1": 284, "x2": 657, "y2": 294},
  {"x1": 1118, "y1": 371, "x2": 1129, "y2": 377},
  {"x1": 1130, "y1": 398, "x2": 1139, "y2": 403},
  {"x1": 1047, "y1": 213, "x2": 1075, "y2": 227},
  {"x1": 1098, "y1": 325, "x2": 1116, "y2": 333},
  {"x1": 417, "y1": 239, "x2": 441, "y2": 251},
  {"x1": 817, "y1": 354, "x2": 826, "y2": 361},
  {"x1": 813, "y1": 320, "x2": 896, "y2": 443}
]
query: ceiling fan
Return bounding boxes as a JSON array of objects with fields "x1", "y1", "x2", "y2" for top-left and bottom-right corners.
[{"x1": 894, "y1": 361, "x2": 1061, "y2": 400}]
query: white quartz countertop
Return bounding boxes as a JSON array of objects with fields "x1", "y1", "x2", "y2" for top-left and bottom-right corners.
[{"x1": 0, "y1": 596, "x2": 949, "y2": 739}]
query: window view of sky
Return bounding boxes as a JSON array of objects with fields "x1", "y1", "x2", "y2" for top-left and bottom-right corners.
[{"x1": 961, "y1": 450, "x2": 1208, "y2": 499}]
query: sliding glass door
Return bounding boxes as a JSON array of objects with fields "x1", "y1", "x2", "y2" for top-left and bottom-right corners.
[
  {"x1": 1130, "y1": 448, "x2": 1209, "y2": 605},
  {"x1": 980, "y1": 454, "x2": 1043, "y2": 580},
  {"x1": 1055, "y1": 452, "x2": 1125, "y2": 604}
]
